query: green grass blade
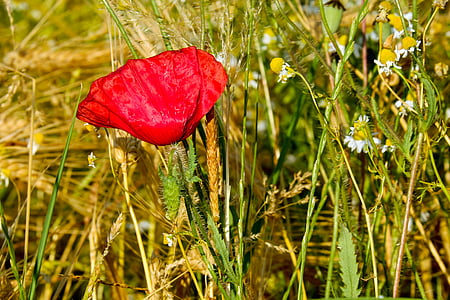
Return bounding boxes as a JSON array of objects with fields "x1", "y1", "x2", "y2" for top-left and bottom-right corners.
[
  {"x1": 101, "y1": 0, "x2": 139, "y2": 59},
  {"x1": 28, "y1": 89, "x2": 81, "y2": 300},
  {"x1": 0, "y1": 189, "x2": 26, "y2": 299}
]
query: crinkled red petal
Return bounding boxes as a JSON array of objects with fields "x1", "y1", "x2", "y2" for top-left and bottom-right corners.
[{"x1": 77, "y1": 46, "x2": 227, "y2": 145}]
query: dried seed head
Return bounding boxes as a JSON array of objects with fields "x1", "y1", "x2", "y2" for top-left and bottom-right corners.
[{"x1": 109, "y1": 129, "x2": 140, "y2": 166}]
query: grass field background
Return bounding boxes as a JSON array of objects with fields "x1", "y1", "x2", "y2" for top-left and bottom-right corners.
[{"x1": 0, "y1": 0, "x2": 450, "y2": 299}]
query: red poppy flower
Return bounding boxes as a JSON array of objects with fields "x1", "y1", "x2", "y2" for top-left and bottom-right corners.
[{"x1": 77, "y1": 46, "x2": 227, "y2": 145}]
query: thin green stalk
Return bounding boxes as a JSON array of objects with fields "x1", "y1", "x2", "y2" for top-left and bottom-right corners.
[
  {"x1": 428, "y1": 146, "x2": 450, "y2": 202},
  {"x1": 28, "y1": 88, "x2": 81, "y2": 300},
  {"x1": 421, "y1": 7, "x2": 439, "y2": 69},
  {"x1": 200, "y1": 0, "x2": 206, "y2": 48},
  {"x1": 0, "y1": 195, "x2": 26, "y2": 299},
  {"x1": 101, "y1": 0, "x2": 139, "y2": 59},
  {"x1": 183, "y1": 187, "x2": 232, "y2": 299},
  {"x1": 317, "y1": 0, "x2": 343, "y2": 59},
  {"x1": 324, "y1": 168, "x2": 341, "y2": 298},
  {"x1": 337, "y1": 138, "x2": 379, "y2": 297},
  {"x1": 256, "y1": 39, "x2": 278, "y2": 165},
  {"x1": 270, "y1": 92, "x2": 305, "y2": 185},
  {"x1": 404, "y1": 242, "x2": 427, "y2": 299},
  {"x1": 237, "y1": 0, "x2": 255, "y2": 296},
  {"x1": 149, "y1": 0, "x2": 173, "y2": 51},
  {"x1": 297, "y1": 104, "x2": 332, "y2": 300},
  {"x1": 176, "y1": 235, "x2": 205, "y2": 300},
  {"x1": 393, "y1": 0, "x2": 412, "y2": 38},
  {"x1": 280, "y1": 63, "x2": 326, "y2": 300}
]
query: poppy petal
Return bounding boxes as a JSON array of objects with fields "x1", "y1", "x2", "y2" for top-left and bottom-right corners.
[{"x1": 77, "y1": 47, "x2": 227, "y2": 145}]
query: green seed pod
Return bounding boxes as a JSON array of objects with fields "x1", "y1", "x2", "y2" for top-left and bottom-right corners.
[
  {"x1": 162, "y1": 174, "x2": 181, "y2": 221},
  {"x1": 323, "y1": 0, "x2": 345, "y2": 33}
]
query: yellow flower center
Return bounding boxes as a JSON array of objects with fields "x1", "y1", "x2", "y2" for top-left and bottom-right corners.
[
  {"x1": 379, "y1": 49, "x2": 397, "y2": 64},
  {"x1": 1, "y1": 168, "x2": 11, "y2": 178},
  {"x1": 379, "y1": 1, "x2": 393, "y2": 12},
  {"x1": 351, "y1": 118, "x2": 371, "y2": 141},
  {"x1": 264, "y1": 28, "x2": 276, "y2": 39},
  {"x1": 34, "y1": 133, "x2": 44, "y2": 144},
  {"x1": 270, "y1": 57, "x2": 285, "y2": 74},
  {"x1": 353, "y1": 129, "x2": 369, "y2": 141},
  {"x1": 338, "y1": 34, "x2": 348, "y2": 46},
  {"x1": 388, "y1": 14, "x2": 403, "y2": 31},
  {"x1": 401, "y1": 36, "x2": 416, "y2": 49}
]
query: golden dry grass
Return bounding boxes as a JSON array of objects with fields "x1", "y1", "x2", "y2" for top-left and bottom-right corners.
[{"x1": 1, "y1": 0, "x2": 450, "y2": 299}]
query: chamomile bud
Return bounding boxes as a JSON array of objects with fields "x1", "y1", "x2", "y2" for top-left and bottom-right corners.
[{"x1": 323, "y1": 0, "x2": 345, "y2": 33}]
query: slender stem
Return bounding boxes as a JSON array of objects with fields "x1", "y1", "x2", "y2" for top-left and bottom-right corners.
[
  {"x1": 285, "y1": 103, "x2": 332, "y2": 300},
  {"x1": 121, "y1": 163, "x2": 153, "y2": 293},
  {"x1": 176, "y1": 236, "x2": 205, "y2": 300},
  {"x1": 101, "y1": 0, "x2": 139, "y2": 59},
  {"x1": 237, "y1": 0, "x2": 255, "y2": 296},
  {"x1": 392, "y1": 132, "x2": 423, "y2": 297},
  {"x1": 149, "y1": 0, "x2": 173, "y2": 51},
  {"x1": 324, "y1": 170, "x2": 341, "y2": 298},
  {"x1": 29, "y1": 88, "x2": 80, "y2": 300},
  {"x1": 421, "y1": 7, "x2": 439, "y2": 67},
  {"x1": 0, "y1": 196, "x2": 25, "y2": 299},
  {"x1": 361, "y1": 0, "x2": 368, "y2": 88},
  {"x1": 24, "y1": 74, "x2": 36, "y2": 296},
  {"x1": 256, "y1": 39, "x2": 279, "y2": 163},
  {"x1": 338, "y1": 139, "x2": 379, "y2": 297}
]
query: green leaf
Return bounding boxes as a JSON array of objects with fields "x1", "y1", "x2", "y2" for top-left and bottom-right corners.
[
  {"x1": 207, "y1": 214, "x2": 238, "y2": 283},
  {"x1": 338, "y1": 224, "x2": 361, "y2": 298}
]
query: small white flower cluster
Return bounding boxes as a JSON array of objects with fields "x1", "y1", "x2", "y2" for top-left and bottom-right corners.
[
  {"x1": 395, "y1": 39, "x2": 421, "y2": 59},
  {"x1": 163, "y1": 233, "x2": 175, "y2": 247},
  {"x1": 380, "y1": 143, "x2": 396, "y2": 153},
  {"x1": 88, "y1": 152, "x2": 96, "y2": 168},
  {"x1": 395, "y1": 100, "x2": 414, "y2": 117},
  {"x1": 344, "y1": 115, "x2": 397, "y2": 154},
  {"x1": 392, "y1": 12, "x2": 415, "y2": 39},
  {"x1": 374, "y1": 54, "x2": 402, "y2": 76},
  {"x1": 374, "y1": 12, "x2": 421, "y2": 76},
  {"x1": 328, "y1": 40, "x2": 346, "y2": 55},
  {"x1": 344, "y1": 115, "x2": 381, "y2": 153},
  {"x1": 278, "y1": 62, "x2": 296, "y2": 83}
]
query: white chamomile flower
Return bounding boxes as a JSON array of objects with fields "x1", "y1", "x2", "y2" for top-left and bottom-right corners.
[
  {"x1": 261, "y1": 28, "x2": 278, "y2": 50},
  {"x1": 374, "y1": 49, "x2": 401, "y2": 75},
  {"x1": 328, "y1": 35, "x2": 348, "y2": 55},
  {"x1": 395, "y1": 100, "x2": 414, "y2": 117},
  {"x1": 381, "y1": 139, "x2": 396, "y2": 153},
  {"x1": 395, "y1": 37, "x2": 421, "y2": 58},
  {"x1": 163, "y1": 233, "x2": 175, "y2": 247},
  {"x1": 88, "y1": 152, "x2": 97, "y2": 168},
  {"x1": 389, "y1": 12, "x2": 414, "y2": 39},
  {"x1": 270, "y1": 57, "x2": 296, "y2": 83},
  {"x1": 344, "y1": 115, "x2": 381, "y2": 153}
]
